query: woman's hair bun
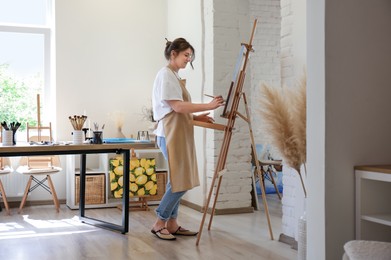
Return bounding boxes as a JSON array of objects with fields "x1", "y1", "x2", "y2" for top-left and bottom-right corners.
[{"x1": 165, "y1": 38, "x2": 172, "y2": 47}]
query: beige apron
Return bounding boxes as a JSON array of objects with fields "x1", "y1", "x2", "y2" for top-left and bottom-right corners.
[{"x1": 162, "y1": 73, "x2": 199, "y2": 193}]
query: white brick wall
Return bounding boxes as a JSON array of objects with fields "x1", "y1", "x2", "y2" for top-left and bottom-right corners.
[
  {"x1": 280, "y1": 0, "x2": 295, "y2": 87},
  {"x1": 205, "y1": 2, "x2": 302, "y2": 244},
  {"x1": 206, "y1": 0, "x2": 253, "y2": 210},
  {"x1": 249, "y1": 0, "x2": 281, "y2": 146},
  {"x1": 282, "y1": 165, "x2": 306, "y2": 240},
  {"x1": 280, "y1": 0, "x2": 306, "y2": 240}
]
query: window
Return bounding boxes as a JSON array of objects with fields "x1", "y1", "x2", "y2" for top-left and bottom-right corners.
[{"x1": 0, "y1": 0, "x2": 54, "y2": 140}]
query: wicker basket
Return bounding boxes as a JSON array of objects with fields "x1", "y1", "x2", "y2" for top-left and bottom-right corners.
[{"x1": 75, "y1": 174, "x2": 105, "y2": 205}]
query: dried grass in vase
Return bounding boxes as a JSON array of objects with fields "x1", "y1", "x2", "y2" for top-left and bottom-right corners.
[
  {"x1": 108, "y1": 111, "x2": 126, "y2": 138},
  {"x1": 259, "y1": 77, "x2": 307, "y2": 197},
  {"x1": 290, "y1": 74, "x2": 307, "y2": 167}
]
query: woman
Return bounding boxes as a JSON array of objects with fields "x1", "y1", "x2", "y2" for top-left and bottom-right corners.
[{"x1": 151, "y1": 38, "x2": 224, "y2": 240}]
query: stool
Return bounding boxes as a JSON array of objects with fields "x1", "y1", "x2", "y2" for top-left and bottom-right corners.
[
  {"x1": 16, "y1": 123, "x2": 62, "y2": 213},
  {"x1": 343, "y1": 240, "x2": 391, "y2": 260},
  {"x1": 0, "y1": 157, "x2": 12, "y2": 215}
]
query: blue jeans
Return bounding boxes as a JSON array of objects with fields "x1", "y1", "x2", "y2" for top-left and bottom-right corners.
[{"x1": 155, "y1": 136, "x2": 186, "y2": 221}]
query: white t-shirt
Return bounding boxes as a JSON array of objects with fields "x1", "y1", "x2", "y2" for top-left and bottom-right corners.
[{"x1": 152, "y1": 66, "x2": 183, "y2": 137}]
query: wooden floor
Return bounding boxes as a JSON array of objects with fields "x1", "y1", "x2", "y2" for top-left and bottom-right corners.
[{"x1": 0, "y1": 195, "x2": 296, "y2": 260}]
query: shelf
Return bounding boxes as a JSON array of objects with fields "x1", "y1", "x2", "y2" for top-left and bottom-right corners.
[
  {"x1": 362, "y1": 214, "x2": 391, "y2": 226},
  {"x1": 66, "y1": 150, "x2": 168, "y2": 210},
  {"x1": 355, "y1": 165, "x2": 391, "y2": 241}
]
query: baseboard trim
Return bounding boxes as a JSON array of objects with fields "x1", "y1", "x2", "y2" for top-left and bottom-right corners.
[
  {"x1": 278, "y1": 233, "x2": 298, "y2": 250},
  {"x1": 180, "y1": 199, "x2": 254, "y2": 215},
  {"x1": 2, "y1": 199, "x2": 254, "y2": 215},
  {"x1": 1, "y1": 199, "x2": 66, "y2": 209}
]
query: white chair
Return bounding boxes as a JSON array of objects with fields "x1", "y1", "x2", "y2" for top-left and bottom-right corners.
[
  {"x1": 343, "y1": 240, "x2": 391, "y2": 260},
  {"x1": 0, "y1": 157, "x2": 13, "y2": 215},
  {"x1": 16, "y1": 123, "x2": 62, "y2": 213},
  {"x1": 251, "y1": 144, "x2": 283, "y2": 200}
]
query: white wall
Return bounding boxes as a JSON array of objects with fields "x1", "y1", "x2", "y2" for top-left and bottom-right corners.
[
  {"x1": 165, "y1": 0, "x2": 206, "y2": 206},
  {"x1": 50, "y1": 0, "x2": 167, "y2": 199},
  {"x1": 250, "y1": 0, "x2": 281, "y2": 146},
  {"x1": 308, "y1": 0, "x2": 391, "y2": 259},
  {"x1": 200, "y1": 0, "x2": 256, "y2": 211},
  {"x1": 280, "y1": 0, "x2": 308, "y2": 241},
  {"x1": 307, "y1": 0, "x2": 326, "y2": 256},
  {"x1": 167, "y1": 0, "x2": 256, "y2": 210},
  {"x1": 56, "y1": 0, "x2": 167, "y2": 140}
]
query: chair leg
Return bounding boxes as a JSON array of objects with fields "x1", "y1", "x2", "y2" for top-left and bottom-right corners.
[
  {"x1": 0, "y1": 179, "x2": 10, "y2": 215},
  {"x1": 47, "y1": 175, "x2": 60, "y2": 212},
  {"x1": 18, "y1": 176, "x2": 33, "y2": 214},
  {"x1": 260, "y1": 167, "x2": 267, "y2": 193},
  {"x1": 267, "y1": 168, "x2": 282, "y2": 200}
]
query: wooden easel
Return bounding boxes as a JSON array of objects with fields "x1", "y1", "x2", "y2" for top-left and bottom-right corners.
[
  {"x1": 27, "y1": 94, "x2": 53, "y2": 142},
  {"x1": 193, "y1": 19, "x2": 274, "y2": 245}
]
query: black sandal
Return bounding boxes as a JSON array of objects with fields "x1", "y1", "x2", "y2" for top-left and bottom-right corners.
[
  {"x1": 151, "y1": 227, "x2": 176, "y2": 240},
  {"x1": 172, "y1": 226, "x2": 198, "y2": 236}
]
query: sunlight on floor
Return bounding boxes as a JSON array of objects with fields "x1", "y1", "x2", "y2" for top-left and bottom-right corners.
[
  {"x1": 22, "y1": 215, "x2": 86, "y2": 228},
  {"x1": 0, "y1": 215, "x2": 98, "y2": 240}
]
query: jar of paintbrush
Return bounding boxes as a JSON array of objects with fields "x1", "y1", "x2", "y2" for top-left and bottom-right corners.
[
  {"x1": 1, "y1": 121, "x2": 21, "y2": 145},
  {"x1": 68, "y1": 115, "x2": 87, "y2": 145},
  {"x1": 92, "y1": 122, "x2": 105, "y2": 144}
]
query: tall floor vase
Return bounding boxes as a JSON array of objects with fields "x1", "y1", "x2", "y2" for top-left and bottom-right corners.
[{"x1": 298, "y1": 199, "x2": 307, "y2": 260}]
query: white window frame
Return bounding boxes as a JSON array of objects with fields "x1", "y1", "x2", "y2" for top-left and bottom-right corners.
[{"x1": 0, "y1": 0, "x2": 56, "y2": 134}]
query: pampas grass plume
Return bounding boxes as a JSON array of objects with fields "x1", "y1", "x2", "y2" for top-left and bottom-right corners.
[
  {"x1": 259, "y1": 74, "x2": 307, "y2": 196},
  {"x1": 259, "y1": 83, "x2": 302, "y2": 172},
  {"x1": 288, "y1": 73, "x2": 307, "y2": 169}
]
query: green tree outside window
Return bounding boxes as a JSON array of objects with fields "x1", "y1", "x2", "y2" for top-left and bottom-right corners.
[{"x1": 0, "y1": 64, "x2": 42, "y2": 131}]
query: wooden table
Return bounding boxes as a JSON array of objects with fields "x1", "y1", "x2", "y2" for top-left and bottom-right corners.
[{"x1": 0, "y1": 142, "x2": 155, "y2": 233}]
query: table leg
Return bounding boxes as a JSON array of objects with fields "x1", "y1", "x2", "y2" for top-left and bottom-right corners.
[
  {"x1": 78, "y1": 151, "x2": 129, "y2": 234},
  {"x1": 79, "y1": 153, "x2": 86, "y2": 218},
  {"x1": 122, "y1": 149, "x2": 130, "y2": 233}
]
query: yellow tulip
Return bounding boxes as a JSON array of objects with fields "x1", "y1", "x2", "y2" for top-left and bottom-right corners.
[
  {"x1": 110, "y1": 159, "x2": 119, "y2": 167},
  {"x1": 130, "y1": 158, "x2": 140, "y2": 170},
  {"x1": 145, "y1": 181, "x2": 154, "y2": 190},
  {"x1": 114, "y1": 165, "x2": 123, "y2": 175},
  {"x1": 145, "y1": 162, "x2": 150, "y2": 169},
  {"x1": 150, "y1": 159, "x2": 156, "y2": 166},
  {"x1": 109, "y1": 171, "x2": 115, "y2": 181},
  {"x1": 140, "y1": 158, "x2": 147, "y2": 168},
  {"x1": 149, "y1": 187, "x2": 157, "y2": 195},
  {"x1": 134, "y1": 167, "x2": 145, "y2": 176},
  {"x1": 118, "y1": 176, "x2": 123, "y2": 187},
  {"x1": 114, "y1": 188, "x2": 123, "y2": 198},
  {"x1": 136, "y1": 175, "x2": 147, "y2": 185},
  {"x1": 130, "y1": 183, "x2": 138, "y2": 192},
  {"x1": 146, "y1": 168, "x2": 154, "y2": 176},
  {"x1": 137, "y1": 188, "x2": 145, "y2": 196},
  {"x1": 110, "y1": 182, "x2": 118, "y2": 191}
]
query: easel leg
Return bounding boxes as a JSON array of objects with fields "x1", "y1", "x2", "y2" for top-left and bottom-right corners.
[
  {"x1": 196, "y1": 168, "x2": 221, "y2": 245},
  {"x1": 208, "y1": 176, "x2": 223, "y2": 230},
  {"x1": 197, "y1": 129, "x2": 231, "y2": 244},
  {"x1": 244, "y1": 92, "x2": 274, "y2": 240}
]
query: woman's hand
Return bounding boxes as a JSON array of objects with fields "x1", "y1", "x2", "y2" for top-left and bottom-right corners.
[
  {"x1": 166, "y1": 95, "x2": 224, "y2": 114},
  {"x1": 194, "y1": 112, "x2": 215, "y2": 123},
  {"x1": 208, "y1": 95, "x2": 225, "y2": 110}
]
